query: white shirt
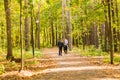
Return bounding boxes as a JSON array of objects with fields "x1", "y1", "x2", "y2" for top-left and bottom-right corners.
[{"x1": 64, "y1": 39, "x2": 68, "y2": 45}]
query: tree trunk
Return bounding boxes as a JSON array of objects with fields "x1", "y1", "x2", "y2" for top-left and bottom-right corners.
[
  {"x1": 102, "y1": 0, "x2": 109, "y2": 52},
  {"x1": 37, "y1": 3, "x2": 40, "y2": 49},
  {"x1": 55, "y1": 19, "x2": 58, "y2": 45},
  {"x1": 1, "y1": 22, "x2": 4, "y2": 48},
  {"x1": 19, "y1": 0, "x2": 24, "y2": 72},
  {"x1": 118, "y1": 31, "x2": 120, "y2": 51},
  {"x1": 93, "y1": 24, "x2": 99, "y2": 48},
  {"x1": 35, "y1": 23, "x2": 38, "y2": 48},
  {"x1": 111, "y1": 0, "x2": 118, "y2": 52},
  {"x1": 62, "y1": 0, "x2": 66, "y2": 39},
  {"x1": 30, "y1": 4, "x2": 35, "y2": 57},
  {"x1": 43, "y1": 28, "x2": 46, "y2": 47},
  {"x1": 108, "y1": 0, "x2": 114, "y2": 64},
  {"x1": 50, "y1": 8, "x2": 54, "y2": 47},
  {"x1": 104, "y1": 21, "x2": 108, "y2": 52},
  {"x1": 67, "y1": 0, "x2": 72, "y2": 50},
  {"x1": 115, "y1": 0, "x2": 120, "y2": 51},
  {"x1": 46, "y1": 27, "x2": 49, "y2": 47},
  {"x1": 82, "y1": 33, "x2": 85, "y2": 50},
  {"x1": 24, "y1": 0, "x2": 30, "y2": 51},
  {"x1": 4, "y1": 0, "x2": 13, "y2": 60}
]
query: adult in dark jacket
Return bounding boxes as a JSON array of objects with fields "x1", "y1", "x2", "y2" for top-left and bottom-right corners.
[{"x1": 58, "y1": 38, "x2": 63, "y2": 56}]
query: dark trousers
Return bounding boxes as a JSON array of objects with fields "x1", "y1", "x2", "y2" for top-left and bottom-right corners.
[
  {"x1": 59, "y1": 46, "x2": 62, "y2": 56},
  {"x1": 64, "y1": 45, "x2": 67, "y2": 54}
]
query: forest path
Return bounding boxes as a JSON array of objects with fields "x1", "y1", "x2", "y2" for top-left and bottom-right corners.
[
  {"x1": 32, "y1": 47, "x2": 120, "y2": 80},
  {"x1": 0, "y1": 47, "x2": 120, "y2": 80}
]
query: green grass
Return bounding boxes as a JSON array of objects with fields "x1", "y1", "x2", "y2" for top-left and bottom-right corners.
[
  {"x1": 13, "y1": 48, "x2": 43, "y2": 59},
  {"x1": 72, "y1": 45, "x2": 107, "y2": 56},
  {"x1": 5, "y1": 61, "x2": 19, "y2": 71},
  {"x1": 114, "y1": 56, "x2": 120, "y2": 62},
  {"x1": 25, "y1": 60, "x2": 39, "y2": 67},
  {"x1": 104, "y1": 56, "x2": 120, "y2": 64},
  {"x1": 0, "y1": 48, "x2": 7, "y2": 61},
  {"x1": 73, "y1": 46, "x2": 120, "y2": 64},
  {"x1": 0, "y1": 64, "x2": 5, "y2": 74},
  {"x1": 0, "y1": 48, "x2": 43, "y2": 73},
  {"x1": 0, "y1": 47, "x2": 43, "y2": 61}
]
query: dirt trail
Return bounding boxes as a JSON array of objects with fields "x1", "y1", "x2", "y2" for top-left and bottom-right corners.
[
  {"x1": 32, "y1": 47, "x2": 120, "y2": 80},
  {"x1": 0, "y1": 47, "x2": 120, "y2": 80}
]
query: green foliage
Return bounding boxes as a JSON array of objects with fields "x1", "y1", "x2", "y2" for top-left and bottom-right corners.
[
  {"x1": 9, "y1": 61, "x2": 18, "y2": 68},
  {"x1": 25, "y1": 50, "x2": 43, "y2": 58},
  {"x1": 13, "y1": 48, "x2": 43, "y2": 59},
  {"x1": 0, "y1": 48, "x2": 6, "y2": 61},
  {"x1": 71, "y1": 0, "x2": 79, "y2": 6},
  {"x1": 0, "y1": 64, "x2": 5, "y2": 74},
  {"x1": 25, "y1": 60, "x2": 39, "y2": 67},
  {"x1": 5, "y1": 61, "x2": 19, "y2": 71},
  {"x1": 73, "y1": 45, "x2": 107, "y2": 56},
  {"x1": 104, "y1": 56, "x2": 120, "y2": 64},
  {"x1": 114, "y1": 56, "x2": 120, "y2": 63},
  {"x1": 104, "y1": 57, "x2": 110, "y2": 64},
  {"x1": 46, "y1": 0, "x2": 50, "y2": 4}
]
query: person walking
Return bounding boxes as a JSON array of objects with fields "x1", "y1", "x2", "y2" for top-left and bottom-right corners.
[
  {"x1": 64, "y1": 38, "x2": 68, "y2": 54},
  {"x1": 58, "y1": 38, "x2": 63, "y2": 56}
]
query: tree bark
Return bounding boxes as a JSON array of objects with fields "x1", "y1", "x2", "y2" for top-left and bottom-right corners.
[
  {"x1": 1, "y1": 22, "x2": 4, "y2": 48},
  {"x1": 62, "y1": 0, "x2": 66, "y2": 39},
  {"x1": 4, "y1": 0, "x2": 13, "y2": 60},
  {"x1": 19, "y1": 0, "x2": 24, "y2": 72},
  {"x1": 55, "y1": 19, "x2": 58, "y2": 45},
  {"x1": 50, "y1": 8, "x2": 54, "y2": 47},
  {"x1": 111, "y1": 0, "x2": 118, "y2": 52},
  {"x1": 37, "y1": 3, "x2": 40, "y2": 49},
  {"x1": 30, "y1": 3, "x2": 35, "y2": 57},
  {"x1": 115, "y1": 0, "x2": 120, "y2": 51},
  {"x1": 67, "y1": 0, "x2": 72, "y2": 50},
  {"x1": 24, "y1": 0, "x2": 30, "y2": 51},
  {"x1": 102, "y1": 0, "x2": 109, "y2": 52},
  {"x1": 108, "y1": 0, "x2": 114, "y2": 64},
  {"x1": 93, "y1": 23, "x2": 99, "y2": 48}
]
